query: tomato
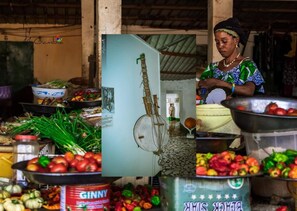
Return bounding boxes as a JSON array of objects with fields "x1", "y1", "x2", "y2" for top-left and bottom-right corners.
[
  {"x1": 265, "y1": 102, "x2": 278, "y2": 113},
  {"x1": 38, "y1": 166, "x2": 50, "y2": 173},
  {"x1": 74, "y1": 154, "x2": 84, "y2": 161},
  {"x1": 274, "y1": 107, "x2": 287, "y2": 115},
  {"x1": 288, "y1": 111, "x2": 297, "y2": 116},
  {"x1": 64, "y1": 152, "x2": 75, "y2": 163},
  {"x1": 196, "y1": 95, "x2": 202, "y2": 100},
  {"x1": 47, "y1": 161, "x2": 56, "y2": 169},
  {"x1": 50, "y1": 163, "x2": 68, "y2": 173},
  {"x1": 28, "y1": 157, "x2": 39, "y2": 165},
  {"x1": 88, "y1": 157, "x2": 97, "y2": 164},
  {"x1": 93, "y1": 153, "x2": 102, "y2": 165},
  {"x1": 97, "y1": 166, "x2": 102, "y2": 172},
  {"x1": 236, "y1": 105, "x2": 246, "y2": 111},
  {"x1": 276, "y1": 206, "x2": 288, "y2": 211},
  {"x1": 287, "y1": 108, "x2": 296, "y2": 114},
  {"x1": 76, "y1": 159, "x2": 90, "y2": 172},
  {"x1": 84, "y1": 152, "x2": 95, "y2": 159},
  {"x1": 85, "y1": 163, "x2": 98, "y2": 172},
  {"x1": 52, "y1": 156, "x2": 69, "y2": 168},
  {"x1": 69, "y1": 159, "x2": 79, "y2": 168},
  {"x1": 26, "y1": 163, "x2": 40, "y2": 172}
]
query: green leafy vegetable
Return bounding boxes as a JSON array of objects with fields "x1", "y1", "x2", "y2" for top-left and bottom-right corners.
[{"x1": 10, "y1": 110, "x2": 101, "y2": 155}]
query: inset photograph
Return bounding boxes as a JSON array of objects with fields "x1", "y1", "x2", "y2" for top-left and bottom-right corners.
[{"x1": 102, "y1": 34, "x2": 197, "y2": 177}]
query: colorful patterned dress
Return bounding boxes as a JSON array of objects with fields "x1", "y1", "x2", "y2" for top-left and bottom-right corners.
[{"x1": 200, "y1": 59, "x2": 265, "y2": 94}]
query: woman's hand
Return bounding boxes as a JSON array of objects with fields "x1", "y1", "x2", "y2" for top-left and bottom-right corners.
[
  {"x1": 198, "y1": 78, "x2": 256, "y2": 96},
  {"x1": 198, "y1": 78, "x2": 221, "y2": 90}
]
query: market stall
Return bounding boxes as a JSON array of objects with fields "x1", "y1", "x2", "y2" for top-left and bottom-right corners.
[
  {"x1": 170, "y1": 96, "x2": 297, "y2": 211},
  {"x1": 0, "y1": 79, "x2": 164, "y2": 211}
]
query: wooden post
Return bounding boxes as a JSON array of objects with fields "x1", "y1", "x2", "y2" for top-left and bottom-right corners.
[
  {"x1": 81, "y1": 0, "x2": 95, "y2": 82},
  {"x1": 96, "y1": 0, "x2": 122, "y2": 88}
]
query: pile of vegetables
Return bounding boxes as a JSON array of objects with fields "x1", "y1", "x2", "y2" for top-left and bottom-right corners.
[
  {"x1": 26, "y1": 151, "x2": 102, "y2": 173},
  {"x1": 262, "y1": 149, "x2": 297, "y2": 178},
  {"x1": 110, "y1": 183, "x2": 161, "y2": 211},
  {"x1": 71, "y1": 89, "x2": 101, "y2": 102},
  {"x1": 0, "y1": 184, "x2": 44, "y2": 211},
  {"x1": 10, "y1": 110, "x2": 101, "y2": 154},
  {"x1": 235, "y1": 101, "x2": 297, "y2": 116},
  {"x1": 196, "y1": 151, "x2": 261, "y2": 176},
  {"x1": 38, "y1": 79, "x2": 69, "y2": 89}
]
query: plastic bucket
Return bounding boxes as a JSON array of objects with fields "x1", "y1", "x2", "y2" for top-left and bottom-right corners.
[
  {"x1": 60, "y1": 183, "x2": 110, "y2": 211},
  {"x1": 196, "y1": 104, "x2": 240, "y2": 134}
]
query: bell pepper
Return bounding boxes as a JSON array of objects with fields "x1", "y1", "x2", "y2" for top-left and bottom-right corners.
[
  {"x1": 245, "y1": 157, "x2": 259, "y2": 167},
  {"x1": 151, "y1": 195, "x2": 160, "y2": 206},
  {"x1": 238, "y1": 168, "x2": 247, "y2": 176},
  {"x1": 196, "y1": 166, "x2": 207, "y2": 175},
  {"x1": 133, "y1": 207, "x2": 142, "y2": 211},
  {"x1": 281, "y1": 167, "x2": 291, "y2": 178},
  {"x1": 276, "y1": 205, "x2": 288, "y2": 211},
  {"x1": 142, "y1": 202, "x2": 152, "y2": 209},
  {"x1": 272, "y1": 152, "x2": 288, "y2": 163},
  {"x1": 38, "y1": 155, "x2": 51, "y2": 168},
  {"x1": 289, "y1": 168, "x2": 297, "y2": 179},
  {"x1": 262, "y1": 157, "x2": 275, "y2": 173},
  {"x1": 229, "y1": 169, "x2": 239, "y2": 176},
  {"x1": 122, "y1": 190, "x2": 133, "y2": 198},
  {"x1": 276, "y1": 162, "x2": 286, "y2": 170},
  {"x1": 205, "y1": 152, "x2": 213, "y2": 160},
  {"x1": 151, "y1": 188, "x2": 159, "y2": 196},
  {"x1": 284, "y1": 149, "x2": 297, "y2": 157},
  {"x1": 234, "y1": 155, "x2": 244, "y2": 163},
  {"x1": 249, "y1": 165, "x2": 260, "y2": 174},
  {"x1": 269, "y1": 168, "x2": 281, "y2": 178}
]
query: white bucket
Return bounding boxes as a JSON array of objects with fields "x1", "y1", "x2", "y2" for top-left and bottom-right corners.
[{"x1": 196, "y1": 104, "x2": 240, "y2": 134}]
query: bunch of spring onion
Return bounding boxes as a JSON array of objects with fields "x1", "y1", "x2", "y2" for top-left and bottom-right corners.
[{"x1": 10, "y1": 110, "x2": 101, "y2": 155}]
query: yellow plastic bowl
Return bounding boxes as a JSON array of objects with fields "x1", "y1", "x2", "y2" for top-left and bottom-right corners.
[{"x1": 196, "y1": 104, "x2": 240, "y2": 134}]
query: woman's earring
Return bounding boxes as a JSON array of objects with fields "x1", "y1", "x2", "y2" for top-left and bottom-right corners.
[{"x1": 236, "y1": 43, "x2": 239, "y2": 48}]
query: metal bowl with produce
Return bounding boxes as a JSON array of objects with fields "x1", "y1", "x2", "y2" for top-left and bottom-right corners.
[
  {"x1": 68, "y1": 88, "x2": 101, "y2": 109},
  {"x1": 221, "y1": 96, "x2": 297, "y2": 133},
  {"x1": 12, "y1": 160, "x2": 118, "y2": 185}
]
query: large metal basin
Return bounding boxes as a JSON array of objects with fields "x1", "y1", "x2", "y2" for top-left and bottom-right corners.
[
  {"x1": 221, "y1": 96, "x2": 297, "y2": 133},
  {"x1": 196, "y1": 131, "x2": 241, "y2": 153}
]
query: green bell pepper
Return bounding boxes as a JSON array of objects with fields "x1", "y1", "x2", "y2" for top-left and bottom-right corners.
[
  {"x1": 38, "y1": 155, "x2": 51, "y2": 168},
  {"x1": 272, "y1": 152, "x2": 288, "y2": 163},
  {"x1": 262, "y1": 157, "x2": 275, "y2": 173},
  {"x1": 151, "y1": 195, "x2": 160, "y2": 206}
]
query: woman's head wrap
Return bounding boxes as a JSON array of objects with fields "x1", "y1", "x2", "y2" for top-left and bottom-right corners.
[{"x1": 214, "y1": 17, "x2": 247, "y2": 45}]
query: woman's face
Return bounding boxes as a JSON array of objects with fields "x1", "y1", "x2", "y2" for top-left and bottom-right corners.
[{"x1": 214, "y1": 31, "x2": 239, "y2": 58}]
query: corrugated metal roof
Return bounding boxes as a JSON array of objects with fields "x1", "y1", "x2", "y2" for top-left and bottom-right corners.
[{"x1": 138, "y1": 34, "x2": 197, "y2": 81}]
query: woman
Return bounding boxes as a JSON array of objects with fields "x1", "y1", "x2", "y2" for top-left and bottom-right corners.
[{"x1": 198, "y1": 17, "x2": 265, "y2": 98}]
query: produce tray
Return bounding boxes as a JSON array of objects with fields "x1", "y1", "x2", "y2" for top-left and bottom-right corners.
[
  {"x1": 196, "y1": 172, "x2": 263, "y2": 180},
  {"x1": 20, "y1": 102, "x2": 72, "y2": 117},
  {"x1": 12, "y1": 160, "x2": 119, "y2": 185}
]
